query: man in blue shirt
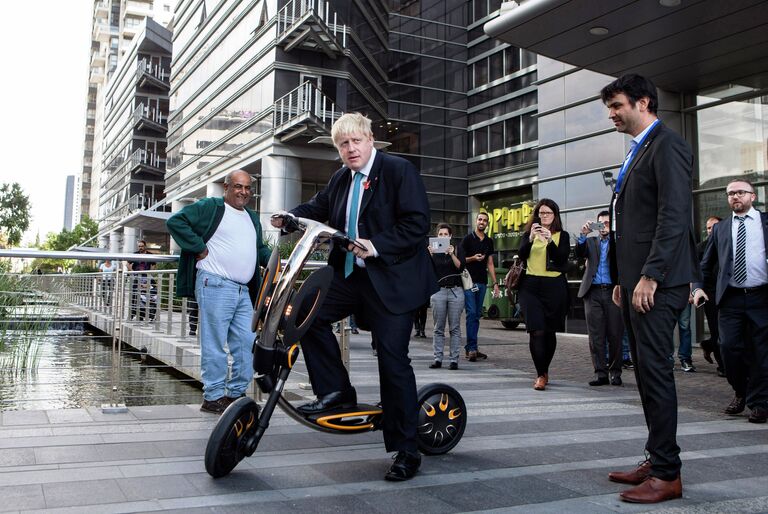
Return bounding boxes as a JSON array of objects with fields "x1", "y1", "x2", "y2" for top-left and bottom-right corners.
[{"x1": 576, "y1": 210, "x2": 623, "y2": 386}]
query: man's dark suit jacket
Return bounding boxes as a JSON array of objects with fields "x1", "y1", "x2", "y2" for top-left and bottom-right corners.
[
  {"x1": 609, "y1": 122, "x2": 700, "y2": 288},
  {"x1": 576, "y1": 236, "x2": 610, "y2": 298},
  {"x1": 695, "y1": 211, "x2": 768, "y2": 305},
  {"x1": 290, "y1": 150, "x2": 438, "y2": 314}
]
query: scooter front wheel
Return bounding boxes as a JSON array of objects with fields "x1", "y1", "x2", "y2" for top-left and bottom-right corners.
[
  {"x1": 416, "y1": 383, "x2": 467, "y2": 455},
  {"x1": 205, "y1": 397, "x2": 261, "y2": 478}
]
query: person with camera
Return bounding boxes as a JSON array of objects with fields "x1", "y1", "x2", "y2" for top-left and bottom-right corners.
[
  {"x1": 517, "y1": 199, "x2": 571, "y2": 391},
  {"x1": 576, "y1": 210, "x2": 623, "y2": 387},
  {"x1": 428, "y1": 223, "x2": 464, "y2": 370}
]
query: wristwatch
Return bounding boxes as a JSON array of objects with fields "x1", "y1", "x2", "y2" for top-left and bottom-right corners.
[{"x1": 640, "y1": 274, "x2": 656, "y2": 282}]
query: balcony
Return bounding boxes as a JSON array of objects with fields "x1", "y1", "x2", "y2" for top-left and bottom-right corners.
[
  {"x1": 93, "y1": 22, "x2": 110, "y2": 42},
  {"x1": 90, "y1": 49, "x2": 106, "y2": 67},
  {"x1": 276, "y1": 0, "x2": 347, "y2": 58},
  {"x1": 132, "y1": 103, "x2": 167, "y2": 134},
  {"x1": 89, "y1": 66, "x2": 106, "y2": 83},
  {"x1": 273, "y1": 81, "x2": 342, "y2": 142},
  {"x1": 136, "y1": 60, "x2": 170, "y2": 91},
  {"x1": 94, "y1": 1, "x2": 109, "y2": 16}
]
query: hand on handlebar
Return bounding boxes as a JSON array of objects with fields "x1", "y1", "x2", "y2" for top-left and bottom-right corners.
[
  {"x1": 348, "y1": 238, "x2": 374, "y2": 259},
  {"x1": 270, "y1": 211, "x2": 299, "y2": 232}
]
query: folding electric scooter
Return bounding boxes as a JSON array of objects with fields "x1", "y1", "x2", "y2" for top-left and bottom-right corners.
[{"x1": 204, "y1": 216, "x2": 467, "y2": 478}]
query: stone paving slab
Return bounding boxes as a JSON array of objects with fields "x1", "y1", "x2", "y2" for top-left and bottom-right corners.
[{"x1": 2, "y1": 333, "x2": 768, "y2": 512}]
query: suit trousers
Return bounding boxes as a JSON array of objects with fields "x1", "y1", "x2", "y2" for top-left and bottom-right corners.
[
  {"x1": 718, "y1": 286, "x2": 768, "y2": 409},
  {"x1": 621, "y1": 284, "x2": 688, "y2": 481},
  {"x1": 300, "y1": 266, "x2": 418, "y2": 453},
  {"x1": 584, "y1": 287, "x2": 623, "y2": 379}
]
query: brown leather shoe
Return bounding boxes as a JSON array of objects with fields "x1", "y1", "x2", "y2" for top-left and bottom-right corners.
[
  {"x1": 608, "y1": 459, "x2": 651, "y2": 485},
  {"x1": 533, "y1": 376, "x2": 546, "y2": 391},
  {"x1": 619, "y1": 476, "x2": 682, "y2": 503},
  {"x1": 543, "y1": 373, "x2": 549, "y2": 385}
]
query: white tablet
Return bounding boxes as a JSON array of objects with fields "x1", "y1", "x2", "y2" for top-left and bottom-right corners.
[{"x1": 429, "y1": 237, "x2": 450, "y2": 253}]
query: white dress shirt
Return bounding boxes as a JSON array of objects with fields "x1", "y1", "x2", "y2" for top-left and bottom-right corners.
[
  {"x1": 730, "y1": 206, "x2": 768, "y2": 287},
  {"x1": 344, "y1": 147, "x2": 378, "y2": 267}
]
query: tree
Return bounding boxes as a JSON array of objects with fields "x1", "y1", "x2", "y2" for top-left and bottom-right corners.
[
  {"x1": 30, "y1": 216, "x2": 100, "y2": 272},
  {"x1": 0, "y1": 183, "x2": 31, "y2": 247}
]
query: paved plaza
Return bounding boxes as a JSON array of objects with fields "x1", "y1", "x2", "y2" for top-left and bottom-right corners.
[{"x1": 1, "y1": 320, "x2": 767, "y2": 513}]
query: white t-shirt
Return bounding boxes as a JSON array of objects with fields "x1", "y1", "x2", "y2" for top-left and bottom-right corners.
[
  {"x1": 99, "y1": 261, "x2": 118, "y2": 274},
  {"x1": 196, "y1": 203, "x2": 258, "y2": 284}
]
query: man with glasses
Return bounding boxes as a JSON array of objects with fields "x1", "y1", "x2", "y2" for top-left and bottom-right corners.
[
  {"x1": 693, "y1": 179, "x2": 768, "y2": 424},
  {"x1": 460, "y1": 212, "x2": 500, "y2": 362},
  {"x1": 167, "y1": 170, "x2": 271, "y2": 414}
]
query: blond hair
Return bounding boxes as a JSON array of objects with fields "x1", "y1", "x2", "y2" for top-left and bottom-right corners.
[{"x1": 331, "y1": 113, "x2": 373, "y2": 146}]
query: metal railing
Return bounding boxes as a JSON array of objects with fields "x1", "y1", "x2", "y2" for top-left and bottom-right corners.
[
  {"x1": 137, "y1": 59, "x2": 170, "y2": 83},
  {"x1": 273, "y1": 81, "x2": 342, "y2": 130},
  {"x1": 0, "y1": 250, "x2": 333, "y2": 412},
  {"x1": 133, "y1": 103, "x2": 168, "y2": 127},
  {"x1": 276, "y1": 0, "x2": 347, "y2": 49}
]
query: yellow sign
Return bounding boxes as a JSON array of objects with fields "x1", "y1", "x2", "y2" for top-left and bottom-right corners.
[{"x1": 477, "y1": 201, "x2": 535, "y2": 251}]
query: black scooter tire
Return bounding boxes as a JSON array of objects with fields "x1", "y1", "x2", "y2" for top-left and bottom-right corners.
[
  {"x1": 205, "y1": 397, "x2": 261, "y2": 478},
  {"x1": 415, "y1": 383, "x2": 467, "y2": 455}
]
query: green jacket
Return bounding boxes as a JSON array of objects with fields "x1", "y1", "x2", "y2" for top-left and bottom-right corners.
[{"x1": 166, "y1": 197, "x2": 272, "y2": 301}]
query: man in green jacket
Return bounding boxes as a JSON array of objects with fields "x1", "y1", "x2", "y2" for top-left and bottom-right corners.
[{"x1": 167, "y1": 170, "x2": 271, "y2": 414}]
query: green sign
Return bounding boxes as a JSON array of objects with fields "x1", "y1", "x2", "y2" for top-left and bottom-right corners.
[{"x1": 477, "y1": 194, "x2": 535, "y2": 252}]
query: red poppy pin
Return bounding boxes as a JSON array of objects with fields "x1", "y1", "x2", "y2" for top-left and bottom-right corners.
[{"x1": 363, "y1": 179, "x2": 371, "y2": 190}]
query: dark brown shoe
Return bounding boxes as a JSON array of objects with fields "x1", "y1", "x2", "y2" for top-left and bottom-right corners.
[
  {"x1": 200, "y1": 398, "x2": 226, "y2": 414},
  {"x1": 724, "y1": 395, "x2": 746, "y2": 415},
  {"x1": 619, "y1": 476, "x2": 682, "y2": 503},
  {"x1": 221, "y1": 394, "x2": 246, "y2": 407},
  {"x1": 748, "y1": 406, "x2": 768, "y2": 423},
  {"x1": 608, "y1": 459, "x2": 651, "y2": 485}
]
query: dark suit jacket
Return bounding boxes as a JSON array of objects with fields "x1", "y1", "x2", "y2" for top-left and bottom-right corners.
[
  {"x1": 576, "y1": 236, "x2": 611, "y2": 298},
  {"x1": 695, "y1": 211, "x2": 768, "y2": 305},
  {"x1": 290, "y1": 151, "x2": 438, "y2": 314},
  {"x1": 609, "y1": 122, "x2": 700, "y2": 289}
]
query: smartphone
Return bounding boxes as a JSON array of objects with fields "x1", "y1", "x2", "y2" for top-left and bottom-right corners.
[
  {"x1": 532, "y1": 216, "x2": 541, "y2": 227},
  {"x1": 589, "y1": 221, "x2": 605, "y2": 231},
  {"x1": 695, "y1": 298, "x2": 707, "y2": 308}
]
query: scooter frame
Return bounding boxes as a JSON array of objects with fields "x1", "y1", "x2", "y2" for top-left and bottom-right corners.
[{"x1": 204, "y1": 217, "x2": 466, "y2": 478}]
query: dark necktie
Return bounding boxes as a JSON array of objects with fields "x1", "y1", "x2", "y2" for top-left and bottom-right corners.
[
  {"x1": 345, "y1": 172, "x2": 364, "y2": 278},
  {"x1": 733, "y1": 215, "x2": 747, "y2": 284}
]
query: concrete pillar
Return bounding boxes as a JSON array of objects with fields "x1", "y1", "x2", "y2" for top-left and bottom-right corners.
[
  {"x1": 168, "y1": 200, "x2": 188, "y2": 254},
  {"x1": 206, "y1": 182, "x2": 224, "y2": 198},
  {"x1": 123, "y1": 227, "x2": 138, "y2": 254},
  {"x1": 260, "y1": 155, "x2": 302, "y2": 241},
  {"x1": 109, "y1": 231, "x2": 123, "y2": 254},
  {"x1": 98, "y1": 234, "x2": 109, "y2": 251}
]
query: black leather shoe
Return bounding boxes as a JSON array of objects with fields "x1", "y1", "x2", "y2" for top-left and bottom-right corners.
[
  {"x1": 449, "y1": 362, "x2": 458, "y2": 370},
  {"x1": 297, "y1": 389, "x2": 357, "y2": 415},
  {"x1": 589, "y1": 377, "x2": 610, "y2": 386},
  {"x1": 200, "y1": 398, "x2": 226, "y2": 414},
  {"x1": 385, "y1": 451, "x2": 421, "y2": 481},
  {"x1": 611, "y1": 376, "x2": 622, "y2": 386},
  {"x1": 429, "y1": 361, "x2": 442, "y2": 369},
  {"x1": 748, "y1": 406, "x2": 768, "y2": 424},
  {"x1": 724, "y1": 395, "x2": 746, "y2": 415}
]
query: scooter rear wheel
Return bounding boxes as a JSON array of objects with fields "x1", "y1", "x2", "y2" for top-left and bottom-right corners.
[
  {"x1": 416, "y1": 383, "x2": 467, "y2": 455},
  {"x1": 205, "y1": 398, "x2": 261, "y2": 478}
]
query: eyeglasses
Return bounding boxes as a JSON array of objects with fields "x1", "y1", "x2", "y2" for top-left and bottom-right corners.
[
  {"x1": 726, "y1": 190, "x2": 754, "y2": 197},
  {"x1": 231, "y1": 184, "x2": 252, "y2": 192},
  {"x1": 538, "y1": 211, "x2": 555, "y2": 216}
]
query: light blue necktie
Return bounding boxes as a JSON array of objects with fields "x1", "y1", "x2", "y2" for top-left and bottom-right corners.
[
  {"x1": 345, "y1": 172, "x2": 364, "y2": 278},
  {"x1": 614, "y1": 140, "x2": 638, "y2": 192}
]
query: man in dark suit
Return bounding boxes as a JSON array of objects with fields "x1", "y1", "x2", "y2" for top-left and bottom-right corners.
[
  {"x1": 271, "y1": 112, "x2": 437, "y2": 481},
  {"x1": 576, "y1": 210, "x2": 623, "y2": 387},
  {"x1": 697, "y1": 216, "x2": 724, "y2": 375},
  {"x1": 602, "y1": 74, "x2": 699, "y2": 504},
  {"x1": 693, "y1": 179, "x2": 768, "y2": 424}
]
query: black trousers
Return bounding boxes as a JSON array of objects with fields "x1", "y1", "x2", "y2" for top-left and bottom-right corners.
[
  {"x1": 300, "y1": 266, "x2": 418, "y2": 453},
  {"x1": 718, "y1": 286, "x2": 768, "y2": 409},
  {"x1": 622, "y1": 284, "x2": 688, "y2": 481},
  {"x1": 584, "y1": 286, "x2": 623, "y2": 379}
]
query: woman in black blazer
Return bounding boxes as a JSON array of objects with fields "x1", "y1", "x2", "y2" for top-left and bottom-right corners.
[{"x1": 517, "y1": 199, "x2": 571, "y2": 391}]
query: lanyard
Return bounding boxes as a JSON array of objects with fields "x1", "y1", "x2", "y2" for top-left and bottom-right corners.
[{"x1": 614, "y1": 119, "x2": 659, "y2": 193}]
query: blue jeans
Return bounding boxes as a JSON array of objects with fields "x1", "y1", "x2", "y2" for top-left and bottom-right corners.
[
  {"x1": 195, "y1": 270, "x2": 255, "y2": 401},
  {"x1": 464, "y1": 283, "x2": 486, "y2": 352},
  {"x1": 677, "y1": 303, "x2": 692, "y2": 361}
]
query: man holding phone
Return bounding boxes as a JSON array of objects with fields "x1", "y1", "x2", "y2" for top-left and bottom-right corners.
[
  {"x1": 576, "y1": 210, "x2": 623, "y2": 387},
  {"x1": 461, "y1": 212, "x2": 500, "y2": 362},
  {"x1": 693, "y1": 179, "x2": 768, "y2": 424}
]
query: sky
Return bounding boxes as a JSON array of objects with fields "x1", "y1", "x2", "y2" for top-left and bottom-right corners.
[{"x1": 0, "y1": 2, "x2": 92, "y2": 245}]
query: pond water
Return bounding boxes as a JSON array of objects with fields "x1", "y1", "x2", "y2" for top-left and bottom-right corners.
[{"x1": 0, "y1": 330, "x2": 203, "y2": 410}]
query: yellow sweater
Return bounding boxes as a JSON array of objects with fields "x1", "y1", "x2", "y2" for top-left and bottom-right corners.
[{"x1": 526, "y1": 232, "x2": 562, "y2": 277}]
